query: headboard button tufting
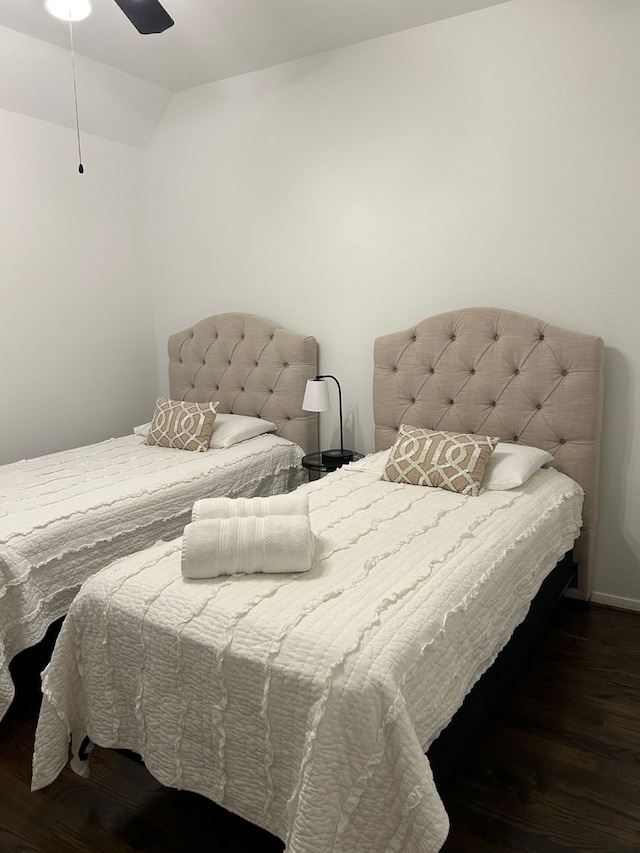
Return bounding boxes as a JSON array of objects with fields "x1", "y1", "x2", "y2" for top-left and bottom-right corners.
[
  {"x1": 168, "y1": 313, "x2": 318, "y2": 456},
  {"x1": 372, "y1": 307, "x2": 605, "y2": 602}
]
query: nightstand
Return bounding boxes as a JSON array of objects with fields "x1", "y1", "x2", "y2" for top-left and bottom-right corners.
[{"x1": 302, "y1": 451, "x2": 363, "y2": 475}]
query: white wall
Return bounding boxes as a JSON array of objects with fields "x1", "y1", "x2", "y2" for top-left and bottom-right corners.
[
  {"x1": 0, "y1": 25, "x2": 172, "y2": 148},
  {"x1": 146, "y1": 0, "x2": 640, "y2": 606},
  {"x1": 0, "y1": 107, "x2": 159, "y2": 463}
]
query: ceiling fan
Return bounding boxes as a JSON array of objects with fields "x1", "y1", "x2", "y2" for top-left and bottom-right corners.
[
  {"x1": 45, "y1": 0, "x2": 174, "y2": 34},
  {"x1": 44, "y1": 0, "x2": 174, "y2": 174},
  {"x1": 112, "y1": 0, "x2": 174, "y2": 34}
]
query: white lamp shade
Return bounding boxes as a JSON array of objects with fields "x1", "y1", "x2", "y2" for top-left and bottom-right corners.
[
  {"x1": 45, "y1": 0, "x2": 92, "y2": 21},
  {"x1": 302, "y1": 379, "x2": 331, "y2": 412}
]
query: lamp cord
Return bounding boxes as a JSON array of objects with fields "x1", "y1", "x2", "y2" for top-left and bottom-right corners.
[{"x1": 68, "y1": 17, "x2": 84, "y2": 174}]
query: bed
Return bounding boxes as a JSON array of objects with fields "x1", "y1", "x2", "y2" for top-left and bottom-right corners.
[
  {"x1": 31, "y1": 308, "x2": 604, "y2": 853},
  {"x1": 0, "y1": 312, "x2": 317, "y2": 721}
]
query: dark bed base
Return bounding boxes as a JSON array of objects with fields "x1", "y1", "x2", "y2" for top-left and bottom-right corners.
[
  {"x1": 426, "y1": 551, "x2": 577, "y2": 790},
  {"x1": 8, "y1": 617, "x2": 65, "y2": 714}
]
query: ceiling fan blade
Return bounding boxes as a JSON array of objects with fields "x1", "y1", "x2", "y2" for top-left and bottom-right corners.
[{"x1": 113, "y1": 0, "x2": 174, "y2": 34}]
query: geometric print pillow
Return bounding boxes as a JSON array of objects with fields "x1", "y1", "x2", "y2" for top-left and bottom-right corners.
[
  {"x1": 145, "y1": 397, "x2": 219, "y2": 452},
  {"x1": 381, "y1": 424, "x2": 499, "y2": 496}
]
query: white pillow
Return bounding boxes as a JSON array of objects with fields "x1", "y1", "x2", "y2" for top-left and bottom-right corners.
[
  {"x1": 134, "y1": 413, "x2": 277, "y2": 448},
  {"x1": 481, "y1": 442, "x2": 553, "y2": 490},
  {"x1": 348, "y1": 450, "x2": 389, "y2": 474},
  {"x1": 209, "y1": 413, "x2": 277, "y2": 448}
]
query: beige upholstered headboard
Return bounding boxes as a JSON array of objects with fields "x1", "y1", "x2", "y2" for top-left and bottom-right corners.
[
  {"x1": 168, "y1": 313, "x2": 318, "y2": 455},
  {"x1": 374, "y1": 307, "x2": 604, "y2": 600}
]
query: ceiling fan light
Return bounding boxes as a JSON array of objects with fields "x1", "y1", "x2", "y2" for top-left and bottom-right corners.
[{"x1": 45, "y1": 0, "x2": 92, "y2": 22}]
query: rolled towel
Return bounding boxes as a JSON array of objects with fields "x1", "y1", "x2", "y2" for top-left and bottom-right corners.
[
  {"x1": 192, "y1": 492, "x2": 309, "y2": 522},
  {"x1": 181, "y1": 515, "x2": 314, "y2": 578}
]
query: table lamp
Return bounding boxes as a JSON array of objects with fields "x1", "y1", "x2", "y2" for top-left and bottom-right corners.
[{"x1": 302, "y1": 375, "x2": 353, "y2": 466}]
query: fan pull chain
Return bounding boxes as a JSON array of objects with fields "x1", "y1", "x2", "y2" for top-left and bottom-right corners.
[{"x1": 68, "y1": 17, "x2": 84, "y2": 174}]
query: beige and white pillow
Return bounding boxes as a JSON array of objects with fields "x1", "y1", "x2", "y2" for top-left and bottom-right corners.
[
  {"x1": 145, "y1": 397, "x2": 219, "y2": 452},
  {"x1": 382, "y1": 424, "x2": 498, "y2": 496}
]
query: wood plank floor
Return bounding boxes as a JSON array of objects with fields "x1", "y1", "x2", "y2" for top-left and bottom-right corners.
[{"x1": 1, "y1": 600, "x2": 638, "y2": 852}]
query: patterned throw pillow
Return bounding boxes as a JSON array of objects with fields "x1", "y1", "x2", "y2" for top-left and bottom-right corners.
[
  {"x1": 145, "y1": 397, "x2": 219, "y2": 452},
  {"x1": 382, "y1": 424, "x2": 498, "y2": 496}
]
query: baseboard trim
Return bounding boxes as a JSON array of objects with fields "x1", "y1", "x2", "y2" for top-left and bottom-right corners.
[
  {"x1": 564, "y1": 587, "x2": 588, "y2": 602},
  {"x1": 590, "y1": 592, "x2": 640, "y2": 613}
]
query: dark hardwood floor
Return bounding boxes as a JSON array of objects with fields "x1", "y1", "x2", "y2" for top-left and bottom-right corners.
[{"x1": 1, "y1": 600, "x2": 639, "y2": 852}]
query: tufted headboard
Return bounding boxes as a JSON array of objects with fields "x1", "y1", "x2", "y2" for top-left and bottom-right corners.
[
  {"x1": 373, "y1": 307, "x2": 604, "y2": 600},
  {"x1": 168, "y1": 313, "x2": 318, "y2": 455}
]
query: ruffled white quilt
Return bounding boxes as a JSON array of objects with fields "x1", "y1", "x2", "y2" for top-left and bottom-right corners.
[
  {"x1": 0, "y1": 433, "x2": 304, "y2": 720},
  {"x1": 32, "y1": 465, "x2": 583, "y2": 853}
]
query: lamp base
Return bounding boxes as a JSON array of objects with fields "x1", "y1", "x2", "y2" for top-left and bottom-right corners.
[{"x1": 321, "y1": 448, "x2": 354, "y2": 467}]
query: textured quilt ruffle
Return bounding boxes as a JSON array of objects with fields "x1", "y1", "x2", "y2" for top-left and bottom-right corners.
[
  {"x1": 0, "y1": 433, "x2": 305, "y2": 720},
  {"x1": 32, "y1": 466, "x2": 583, "y2": 853}
]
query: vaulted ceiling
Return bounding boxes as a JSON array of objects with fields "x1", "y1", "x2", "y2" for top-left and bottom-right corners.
[
  {"x1": 0, "y1": 0, "x2": 513, "y2": 148},
  {"x1": 1, "y1": 0, "x2": 513, "y2": 90}
]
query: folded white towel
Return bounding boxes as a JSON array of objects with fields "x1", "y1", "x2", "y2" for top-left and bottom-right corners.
[
  {"x1": 192, "y1": 492, "x2": 309, "y2": 522},
  {"x1": 181, "y1": 515, "x2": 314, "y2": 578}
]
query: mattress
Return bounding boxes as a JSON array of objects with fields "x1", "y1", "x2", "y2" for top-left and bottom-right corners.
[
  {"x1": 32, "y1": 463, "x2": 583, "y2": 853},
  {"x1": 0, "y1": 432, "x2": 305, "y2": 720}
]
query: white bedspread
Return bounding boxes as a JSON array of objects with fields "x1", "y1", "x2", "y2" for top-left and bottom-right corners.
[
  {"x1": 0, "y1": 433, "x2": 304, "y2": 719},
  {"x1": 32, "y1": 465, "x2": 583, "y2": 853}
]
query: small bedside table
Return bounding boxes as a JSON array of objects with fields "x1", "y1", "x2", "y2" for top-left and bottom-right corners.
[{"x1": 302, "y1": 451, "x2": 364, "y2": 475}]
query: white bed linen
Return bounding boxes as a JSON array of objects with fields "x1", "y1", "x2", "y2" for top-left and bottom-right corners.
[
  {"x1": 32, "y1": 466, "x2": 583, "y2": 853},
  {"x1": 0, "y1": 433, "x2": 304, "y2": 720}
]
